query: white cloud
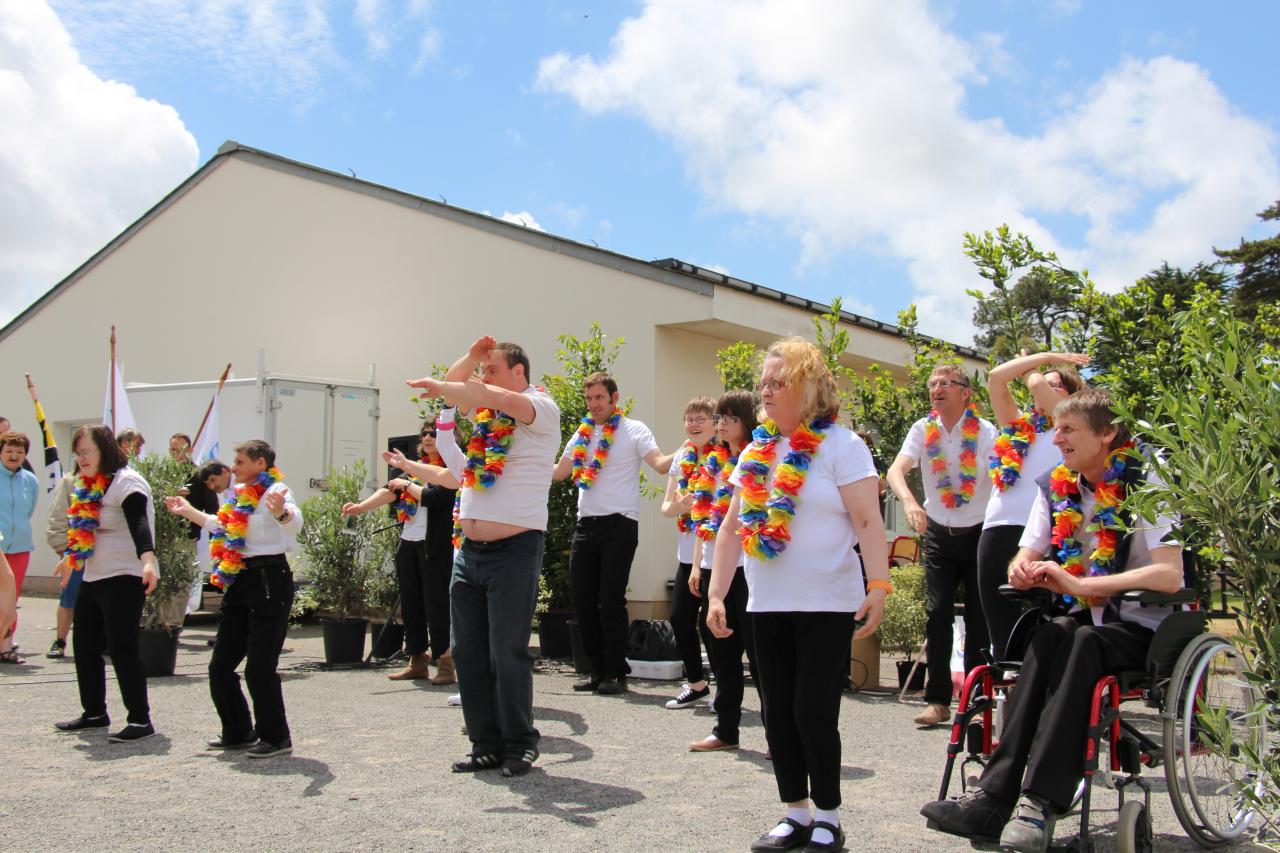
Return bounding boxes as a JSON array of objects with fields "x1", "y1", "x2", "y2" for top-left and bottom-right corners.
[
  {"x1": 535, "y1": 0, "x2": 1279, "y2": 341},
  {"x1": 498, "y1": 211, "x2": 545, "y2": 231},
  {"x1": 0, "y1": 0, "x2": 199, "y2": 325},
  {"x1": 48, "y1": 0, "x2": 442, "y2": 104}
]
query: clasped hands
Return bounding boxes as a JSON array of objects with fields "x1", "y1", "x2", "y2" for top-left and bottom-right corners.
[{"x1": 1009, "y1": 557, "x2": 1083, "y2": 597}]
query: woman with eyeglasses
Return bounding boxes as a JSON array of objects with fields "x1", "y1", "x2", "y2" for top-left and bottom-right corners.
[
  {"x1": 659, "y1": 396, "x2": 719, "y2": 710},
  {"x1": 978, "y1": 352, "x2": 1087, "y2": 660},
  {"x1": 708, "y1": 339, "x2": 890, "y2": 852},
  {"x1": 345, "y1": 422, "x2": 459, "y2": 684},
  {"x1": 53, "y1": 424, "x2": 160, "y2": 743}
]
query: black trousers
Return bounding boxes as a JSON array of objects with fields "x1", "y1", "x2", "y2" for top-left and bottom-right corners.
[
  {"x1": 979, "y1": 612, "x2": 1153, "y2": 811},
  {"x1": 72, "y1": 574, "x2": 150, "y2": 725},
  {"x1": 924, "y1": 520, "x2": 988, "y2": 705},
  {"x1": 753, "y1": 611, "x2": 855, "y2": 809},
  {"x1": 396, "y1": 538, "x2": 451, "y2": 657},
  {"x1": 669, "y1": 561, "x2": 710, "y2": 683},
  {"x1": 569, "y1": 515, "x2": 639, "y2": 679},
  {"x1": 208, "y1": 556, "x2": 294, "y2": 744},
  {"x1": 707, "y1": 565, "x2": 759, "y2": 744},
  {"x1": 977, "y1": 524, "x2": 1027, "y2": 662}
]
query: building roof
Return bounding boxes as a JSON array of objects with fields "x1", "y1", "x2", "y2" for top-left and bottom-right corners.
[{"x1": 0, "y1": 141, "x2": 982, "y2": 359}]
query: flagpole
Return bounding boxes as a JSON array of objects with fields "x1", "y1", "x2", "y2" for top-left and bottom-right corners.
[
  {"x1": 192, "y1": 362, "x2": 233, "y2": 449},
  {"x1": 109, "y1": 325, "x2": 117, "y2": 433}
]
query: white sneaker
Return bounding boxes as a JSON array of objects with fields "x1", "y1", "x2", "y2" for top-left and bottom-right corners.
[{"x1": 447, "y1": 693, "x2": 462, "y2": 706}]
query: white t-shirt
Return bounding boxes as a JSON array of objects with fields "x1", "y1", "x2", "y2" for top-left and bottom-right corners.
[
  {"x1": 729, "y1": 425, "x2": 877, "y2": 613},
  {"x1": 1019, "y1": 471, "x2": 1177, "y2": 630},
  {"x1": 899, "y1": 414, "x2": 998, "y2": 528},
  {"x1": 984, "y1": 427, "x2": 1060, "y2": 529},
  {"x1": 85, "y1": 467, "x2": 155, "y2": 582},
  {"x1": 668, "y1": 447, "x2": 701, "y2": 564},
  {"x1": 560, "y1": 416, "x2": 658, "y2": 520},
  {"x1": 459, "y1": 387, "x2": 561, "y2": 532},
  {"x1": 400, "y1": 496, "x2": 428, "y2": 542}
]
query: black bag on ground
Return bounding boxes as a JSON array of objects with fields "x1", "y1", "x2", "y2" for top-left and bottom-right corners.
[{"x1": 625, "y1": 619, "x2": 679, "y2": 661}]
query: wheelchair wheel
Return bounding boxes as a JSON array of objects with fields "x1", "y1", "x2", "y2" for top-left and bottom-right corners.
[
  {"x1": 1163, "y1": 635, "x2": 1264, "y2": 845},
  {"x1": 1116, "y1": 799, "x2": 1152, "y2": 853}
]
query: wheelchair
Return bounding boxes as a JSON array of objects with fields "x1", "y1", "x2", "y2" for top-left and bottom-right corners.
[{"x1": 928, "y1": 585, "x2": 1266, "y2": 851}]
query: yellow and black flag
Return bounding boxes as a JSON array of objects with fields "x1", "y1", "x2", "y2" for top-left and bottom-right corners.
[{"x1": 26, "y1": 374, "x2": 63, "y2": 493}]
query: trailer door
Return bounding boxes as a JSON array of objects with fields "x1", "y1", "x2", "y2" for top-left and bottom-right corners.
[{"x1": 267, "y1": 381, "x2": 329, "y2": 503}]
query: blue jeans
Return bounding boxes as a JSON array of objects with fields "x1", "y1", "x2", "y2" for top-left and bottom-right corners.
[{"x1": 450, "y1": 530, "x2": 544, "y2": 758}]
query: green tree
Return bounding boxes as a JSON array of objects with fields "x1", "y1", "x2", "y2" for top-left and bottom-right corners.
[
  {"x1": 1215, "y1": 199, "x2": 1280, "y2": 319},
  {"x1": 538, "y1": 322, "x2": 626, "y2": 611},
  {"x1": 714, "y1": 340, "x2": 762, "y2": 391},
  {"x1": 131, "y1": 452, "x2": 199, "y2": 629}
]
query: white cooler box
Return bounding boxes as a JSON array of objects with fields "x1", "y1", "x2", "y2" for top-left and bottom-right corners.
[{"x1": 625, "y1": 659, "x2": 684, "y2": 680}]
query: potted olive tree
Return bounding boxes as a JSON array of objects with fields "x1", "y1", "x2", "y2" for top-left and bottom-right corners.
[
  {"x1": 880, "y1": 563, "x2": 928, "y2": 692},
  {"x1": 132, "y1": 452, "x2": 200, "y2": 677},
  {"x1": 297, "y1": 460, "x2": 396, "y2": 665}
]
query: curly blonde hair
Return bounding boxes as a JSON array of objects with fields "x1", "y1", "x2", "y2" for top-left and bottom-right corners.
[{"x1": 763, "y1": 337, "x2": 840, "y2": 423}]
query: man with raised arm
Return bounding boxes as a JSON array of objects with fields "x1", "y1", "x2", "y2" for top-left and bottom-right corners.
[
  {"x1": 406, "y1": 336, "x2": 560, "y2": 779},
  {"x1": 551, "y1": 372, "x2": 674, "y2": 696}
]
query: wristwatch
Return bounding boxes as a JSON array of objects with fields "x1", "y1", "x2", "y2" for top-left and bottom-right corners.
[{"x1": 275, "y1": 510, "x2": 291, "y2": 523}]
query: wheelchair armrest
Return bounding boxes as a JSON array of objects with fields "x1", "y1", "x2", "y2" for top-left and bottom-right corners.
[
  {"x1": 998, "y1": 584, "x2": 1053, "y2": 603},
  {"x1": 1120, "y1": 588, "x2": 1198, "y2": 607}
]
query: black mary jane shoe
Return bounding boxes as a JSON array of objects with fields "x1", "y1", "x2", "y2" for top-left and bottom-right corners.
[
  {"x1": 801, "y1": 821, "x2": 845, "y2": 852},
  {"x1": 749, "y1": 818, "x2": 812, "y2": 851}
]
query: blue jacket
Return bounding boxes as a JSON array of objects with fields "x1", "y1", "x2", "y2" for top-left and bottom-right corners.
[{"x1": 0, "y1": 465, "x2": 39, "y2": 554}]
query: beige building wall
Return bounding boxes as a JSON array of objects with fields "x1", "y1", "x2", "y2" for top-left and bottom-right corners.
[{"x1": 0, "y1": 146, "x2": 984, "y2": 613}]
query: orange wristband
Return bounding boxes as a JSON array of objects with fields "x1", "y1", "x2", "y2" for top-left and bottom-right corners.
[{"x1": 867, "y1": 579, "x2": 894, "y2": 595}]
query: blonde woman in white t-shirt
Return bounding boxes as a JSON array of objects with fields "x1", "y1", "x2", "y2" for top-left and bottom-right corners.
[
  {"x1": 708, "y1": 339, "x2": 891, "y2": 853},
  {"x1": 53, "y1": 424, "x2": 159, "y2": 743},
  {"x1": 978, "y1": 352, "x2": 1086, "y2": 661}
]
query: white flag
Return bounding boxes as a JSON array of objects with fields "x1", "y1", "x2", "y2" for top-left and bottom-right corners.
[
  {"x1": 192, "y1": 392, "x2": 221, "y2": 466},
  {"x1": 102, "y1": 360, "x2": 137, "y2": 434}
]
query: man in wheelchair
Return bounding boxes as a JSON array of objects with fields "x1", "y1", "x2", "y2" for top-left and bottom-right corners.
[{"x1": 921, "y1": 389, "x2": 1183, "y2": 852}]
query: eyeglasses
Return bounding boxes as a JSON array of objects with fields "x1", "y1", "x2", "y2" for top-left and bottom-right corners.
[
  {"x1": 714, "y1": 415, "x2": 741, "y2": 424},
  {"x1": 756, "y1": 379, "x2": 786, "y2": 393},
  {"x1": 73, "y1": 449, "x2": 98, "y2": 459},
  {"x1": 684, "y1": 416, "x2": 712, "y2": 426},
  {"x1": 926, "y1": 379, "x2": 969, "y2": 390}
]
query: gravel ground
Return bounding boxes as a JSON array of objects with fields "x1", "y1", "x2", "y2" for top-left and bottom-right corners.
[{"x1": 1, "y1": 594, "x2": 1262, "y2": 852}]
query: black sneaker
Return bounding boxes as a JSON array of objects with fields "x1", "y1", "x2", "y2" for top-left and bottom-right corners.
[
  {"x1": 246, "y1": 738, "x2": 292, "y2": 758},
  {"x1": 665, "y1": 684, "x2": 710, "y2": 709},
  {"x1": 451, "y1": 752, "x2": 502, "y2": 773},
  {"x1": 108, "y1": 723, "x2": 156, "y2": 743},
  {"x1": 55, "y1": 714, "x2": 109, "y2": 732},
  {"x1": 596, "y1": 676, "x2": 627, "y2": 695},
  {"x1": 207, "y1": 730, "x2": 258, "y2": 750},
  {"x1": 920, "y1": 789, "x2": 1013, "y2": 841},
  {"x1": 501, "y1": 747, "x2": 540, "y2": 778},
  {"x1": 46, "y1": 639, "x2": 67, "y2": 659},
  {"x1": 572, "y1": 676, "x2": 602, "y2": 692}
]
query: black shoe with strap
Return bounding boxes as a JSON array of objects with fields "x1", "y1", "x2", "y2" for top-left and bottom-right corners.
[
  {"x1": 802, "y1": 821, "x2": 845, "y2": 851},
  {"x1": 451, "y1": 752, "x2": 502, "y2": 773},
  {"x1": 920, "y1": 789, "x2": 1013, "y2": 842},
  {"x1": 500, "y1": 746, "x2": 540, "y2": 777},
  {"x1": 750, "y1": 818, "x2": 812, "y2": 851}
]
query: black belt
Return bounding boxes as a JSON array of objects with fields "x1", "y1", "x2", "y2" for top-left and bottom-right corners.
[
  {"x1": 926, "y1": 518, "x2": 984, "y2": 537},
  {"x1": 243, "y1": 554, "x2": 289, "y2": 568},
  {"x1": 462, "y1": 529, "x2": 543, "y2": 552},
  {"x1": 578, "y1": 513, "x2": 635, "y2": 526}
]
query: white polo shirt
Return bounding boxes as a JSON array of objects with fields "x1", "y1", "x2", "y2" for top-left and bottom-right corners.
[
  {"x1": 459, "y1": 387, "x2": 561, "y2": 532},
  {"x1": 560, "y1": 416, "x2": 658, "y2": 520},
  {"x1": 201, "y1": 481, "x2": 302, "y2": 557},
  {"x1": 984, "y1": 427, "x2": 1061, "y2": 530},
  {"x1": 899, "y1": 413, "x2": 998, "y2": 528}
]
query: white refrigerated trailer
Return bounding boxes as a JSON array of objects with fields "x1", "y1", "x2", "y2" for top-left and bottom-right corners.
[{"x1": 127, "y1": 367, "x2": 381, "y2": 506}]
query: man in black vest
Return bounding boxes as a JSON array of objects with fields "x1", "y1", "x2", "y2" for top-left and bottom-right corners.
[{"x1": 921, "y1": 389, "x2": 1183, "y2": 852}]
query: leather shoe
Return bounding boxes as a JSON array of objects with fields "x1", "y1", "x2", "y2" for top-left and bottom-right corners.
[
  {"x1": 596, "y1": 676, "x2": 627, "y2": 695},
  {"x1": 802, "y1": 820, "x2": 845, "y2": 851},
  {"x1": 750, "y1": 818, "x2": 811, "y2": 851},
  {"x1": 688, "y1": 735, "x2": 739, "y2": 752},
  {"x1": 914, "y1": 703, "x2": 951, "y2": 727},
  {"x1": 572, "y1": 676, "x2": 602, "y2": 692},
  {"x1": 920, "y1": 789, "x2": 1012, "y2": 841}
]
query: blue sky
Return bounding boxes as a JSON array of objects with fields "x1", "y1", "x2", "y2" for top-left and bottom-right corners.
[{"x1": 4, "y1": 1, "x2": 1277, "y2": 343}]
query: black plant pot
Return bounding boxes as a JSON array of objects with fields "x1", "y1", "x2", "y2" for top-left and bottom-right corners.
[
  {"x1": 322, "y1": 617, "x2": 368, "y2": 665},
  {"x1": 139, "y1": 626, "x2": 181, "y2": 678},
  {"x1": 567, "y1": 618, "x2": 591, "y2": 674},
  {"x1": 369, "y1": 621, "x2": 405, "y2": 659},
  {"x1": 897, "y1": 659, "x2": 926, "y2": 692},
  {"x1": 538, "y1": 609, "x2": 573, "y2": 659}
]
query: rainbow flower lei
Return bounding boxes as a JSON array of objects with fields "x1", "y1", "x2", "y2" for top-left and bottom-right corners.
[
  {"x1": 989, "y1": 408, "x2": 1050, "y2": 492},
  {"x1": 1049, "y1": 442, "x2": 1136, "y2": 607},
  {"x1": 451, "y1": 492, "x2": 463, "y2": 551},
  {"x1": 569, "y1": 408, "x2": 622, "y2": 490},
  {"x1": 925, "y1": 405, "x2": 981, "y2": 508},
  {"x1": 391, "y1": 453, "x2": 443, "y2": 523},
  {"x1": 697, "y1": 442, "x2": 741, "y2": 539},
  {"x1": 675, "y1": 440, "x2": 705, "y2": 534},
  {"x1": 462, "y1": 408, "x2": 516, "y2": 490},
  {"x1": 65, "y1": 472, "x2": 113, "y2": 571},
  {"x1": 737, "y1": 416, "x2": 835, "y2": 560},
  {"x1": 209, "y1": 467, "x2": 284, "y2": 589},
  {"x1": 690, "y1": 440, "x2": 728, "y2": 540}
]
